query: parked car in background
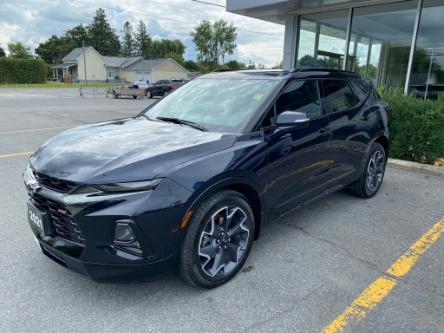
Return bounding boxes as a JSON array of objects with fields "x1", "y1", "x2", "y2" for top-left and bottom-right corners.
[
  {"x1": 170, "y1": 79, "x2": 185, "y2": 90},
  {"x1": 24, "y1": 68, "x2": 389, "y2": 288},
  {"x1": 146, "y1": 80, "x2": 173, "y2": 98}
]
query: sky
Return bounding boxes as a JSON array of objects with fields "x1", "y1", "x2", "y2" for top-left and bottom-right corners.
[{"x1": 0, "y1": 0, "x2": 285, "y2": 67}]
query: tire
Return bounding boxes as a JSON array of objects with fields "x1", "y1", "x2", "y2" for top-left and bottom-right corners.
[
  {"x1": 349, "y1": 142, "x2": 386, "y2": 198},
  {"x1": 179, "y1": 190, "x2": 255, "y2": 288},
  {"x1": 133, "y1": 95, "x2": 137, "y2": 99}
]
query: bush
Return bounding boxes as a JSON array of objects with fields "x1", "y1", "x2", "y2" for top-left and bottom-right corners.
[
  {"x1": 0, "y1": 58, "x2": 47, "y2": 84},
  {"x1": 381, "y1": 89, "x2": 444, "y2": 164}
]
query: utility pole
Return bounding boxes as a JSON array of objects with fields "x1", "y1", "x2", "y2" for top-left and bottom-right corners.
[{"x1": 82, "y1": 41, "x2": 88, "y2": 86}]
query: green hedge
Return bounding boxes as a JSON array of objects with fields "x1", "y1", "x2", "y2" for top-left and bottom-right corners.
[
  {"x1": 0, "y1": 58, "x2": 47, "y2": 84},
  {"x1": 381, "y1": 89, "x2": 444, "y2": 165}
]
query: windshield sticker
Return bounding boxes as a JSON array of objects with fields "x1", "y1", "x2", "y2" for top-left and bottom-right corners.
[{"x1": 252, "y1": 93, "x2": 263, "y2": 101}]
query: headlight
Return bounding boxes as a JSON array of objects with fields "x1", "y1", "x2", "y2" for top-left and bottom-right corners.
[
  {"x1": 90, "y1": 179, "x2": 162, "y2": 193},
  {"x1": 23, "y1": 163, "x2": 38, "y2": 188}
]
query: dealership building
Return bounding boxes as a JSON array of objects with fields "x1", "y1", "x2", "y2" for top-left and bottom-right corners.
[{"x1": 227, "y1": 0, "x2": 444, "y2": 98}]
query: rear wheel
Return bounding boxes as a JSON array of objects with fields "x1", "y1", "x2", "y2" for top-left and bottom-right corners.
[
  {"x1": 349, "y1": 142, "x2": 386, "y2": 198},
  {"x1": 179, "y1": 190, "x2": 255, "y2": 288}
]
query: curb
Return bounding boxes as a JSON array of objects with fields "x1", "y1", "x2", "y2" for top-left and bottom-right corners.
[{"x1": 387, "y1": 158, "x2": 444, "y2": 177}]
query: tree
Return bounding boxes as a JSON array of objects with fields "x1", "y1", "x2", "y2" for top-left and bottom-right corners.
[
  {"x1": 66, "y1": 24, "x2": 89, "y2": 47},
  {"x1": 121, "y1": 21, "x2": 135, "y2": 57},
  {"x1": 35, "y1": 35, "x2": 76, "y2": 64},
  {"x1": 135, "y1": 20, "x2": 151, "y2": 57},
  {"x1": 183, "y1": 60, "x2": 200, "y2": 71},
  {"x1": 191, "y1": 19, "x2": 237, "y2": 65},
  {"x1": 0, "y1": 45, "x2": 5, "y2": 57},
  {"x1": 8, "y1": 42, "x2": 32, "y2": 59},
  {"x1": 148, "y1": 39, "x2": 185, "y2": 62},
  {"x1": 224, "y1": 60, "x2": 246, "y2": 70},
  {"x1": 87, "y1": 8, "x2": 120, "y2": 56}
]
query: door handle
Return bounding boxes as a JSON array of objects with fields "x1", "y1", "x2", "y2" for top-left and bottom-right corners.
[
  {"x1": 318, "y1": 128, "x2": 330, "y2": 137},
  {"x1": 361, "y1": 106, "x2": 378, "y2": 121}
]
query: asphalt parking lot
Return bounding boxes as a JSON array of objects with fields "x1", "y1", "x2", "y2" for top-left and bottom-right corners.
[{"x1": 1, "y1": 89, "x2": 443, "y2": 333}]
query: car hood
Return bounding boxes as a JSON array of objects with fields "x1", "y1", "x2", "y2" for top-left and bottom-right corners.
[{"x1": 30, "y1": 117, "x2": 236, "y2": 184}]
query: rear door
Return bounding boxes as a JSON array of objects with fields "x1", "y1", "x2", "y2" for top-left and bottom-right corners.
[
  {"x1": 321, "y1": 79, "x2": 369, "y2": 184},
  {"x1": 263, "y1": 79, "x2": 333, "y2": 214}
]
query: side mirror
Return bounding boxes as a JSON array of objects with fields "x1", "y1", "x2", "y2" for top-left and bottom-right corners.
[{"x1": 276, "y1": 111, "x2": 310, "y2": 127}]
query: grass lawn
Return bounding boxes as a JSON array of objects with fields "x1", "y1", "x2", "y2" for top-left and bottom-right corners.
[{"x1": 0, "y1": 82, "x2": 114, "y2": 89}]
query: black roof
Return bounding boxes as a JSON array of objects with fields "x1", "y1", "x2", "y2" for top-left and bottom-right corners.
[{"x1": 203, "y1": 68, "x2": 361, "y2": 80}]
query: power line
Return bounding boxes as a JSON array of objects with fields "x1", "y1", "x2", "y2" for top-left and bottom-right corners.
[
  {"x1": 189, "y1": 0, "x2": 282, "y2": 36},
  {"x1": 191, "y1": 0, "x2": 225, "y2": 8},
  {"x1": 71, "y1": 0, "x2": 181, "y2": 22},
  {"x1": 67, "y1": 0, "x2": 282, "y2": 36}
]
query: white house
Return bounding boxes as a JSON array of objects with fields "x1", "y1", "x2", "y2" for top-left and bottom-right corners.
[
  {"x1": 227, "y1": 0, "x2": 444, "y2": 96},
  {"x1": 52, "y1": 46, "x2": 189, "y2": 83}
]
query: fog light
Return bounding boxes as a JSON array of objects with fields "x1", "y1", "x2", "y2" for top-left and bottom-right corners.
[
  {"x1": 114, "y1": 220, "x2": 143, "y2": 256},
  {"x1": 114, "y1": 220, "x2": 136, "y2": 243}
]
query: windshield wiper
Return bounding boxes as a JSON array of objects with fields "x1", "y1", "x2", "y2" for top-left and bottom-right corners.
[{"x1": 155, "y1": 116, "x2": 208, "y2": 132}]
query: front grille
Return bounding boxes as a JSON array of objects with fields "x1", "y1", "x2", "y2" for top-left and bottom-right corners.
[
  {"x1": 30, "y1": 193, "x2": 85, "y2": 244},
  {"x1": 36, "y1": 173, "x2": 77, "y2": 193}
]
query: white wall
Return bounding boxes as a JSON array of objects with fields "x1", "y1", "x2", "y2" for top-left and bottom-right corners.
[
  {"x1": 282, "y1": 15, "x2": 297, "y2": 70},
  {"x1": 151, "y1": 61, "x2": 189, "y2": 81},
  {"x1": 78, "y1": 48, "x2": 106, "y2": 81}
]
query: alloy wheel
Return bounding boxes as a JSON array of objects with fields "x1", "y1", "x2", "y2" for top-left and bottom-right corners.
[
  {"x1": 366, "y1": 150, "x2": 385, "y2": 193},
  {"x1": 198, "y1": 206, "x2": 250, "y2": 278}
]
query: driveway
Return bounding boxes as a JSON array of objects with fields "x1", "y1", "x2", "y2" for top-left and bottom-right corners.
[{"x1": 1, "y1": 89, "x2": 443, "y2": 333}]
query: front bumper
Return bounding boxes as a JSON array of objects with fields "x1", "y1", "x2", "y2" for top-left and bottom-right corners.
[
  {"x1": 26, "y1": 178, "x2": 193, "y2": 279},
  {"x1": 38, "y1": 240, "x2": 175, "y2": 279}
]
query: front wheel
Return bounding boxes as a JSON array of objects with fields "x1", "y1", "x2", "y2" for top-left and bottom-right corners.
[
  {"x1": 179, "y1": 190, "x2": 255, "y2": 288},
  {"x1": 349, "y1": 142, "x2": 386, "y2": 198}
]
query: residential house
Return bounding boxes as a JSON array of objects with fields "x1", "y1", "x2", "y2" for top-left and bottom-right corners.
[{"x1": 52, "y1": 46, "x2": 189, "y2": 83}]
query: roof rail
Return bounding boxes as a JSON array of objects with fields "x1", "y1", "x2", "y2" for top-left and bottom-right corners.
[
  {"x1": 212, "y1": 68, "x2": 239, "y2": 72},
  {"x1": 291, "y1": 67, "x2": 357, "y2": 75}
]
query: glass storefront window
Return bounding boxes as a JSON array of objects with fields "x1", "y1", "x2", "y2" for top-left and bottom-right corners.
[
  {"x1": 347, "y1": 1, "x2": 418, "y2": 88},
  {"x1": 296, "y1": 10, "x2": 349, "y2": 69},
  {"x1": 409, "y1": 0, "x2": 444, "y2": 99}
]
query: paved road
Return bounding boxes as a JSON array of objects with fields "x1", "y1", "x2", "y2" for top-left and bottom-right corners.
[{"x1": 1, "y1": 89, "x2": 443, "y2": 333}]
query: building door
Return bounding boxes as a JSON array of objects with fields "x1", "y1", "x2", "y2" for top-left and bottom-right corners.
[
  {"x1": 136, "y1": 72, "x2": 151, "y2": 84},
  {"x1": 108, "y1": 70, "x2": 116, "y2": 80}
]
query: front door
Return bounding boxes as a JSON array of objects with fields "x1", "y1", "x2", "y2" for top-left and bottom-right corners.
[
  {"x1": 263, "y1": 79, "x2": 332, "y2": 215},
  {"x1": 107, "y1": 70, "x2": 116, "y2": 80}
]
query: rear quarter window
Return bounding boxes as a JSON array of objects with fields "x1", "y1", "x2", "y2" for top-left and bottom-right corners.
[
  {"x1": 349, "y1": 79, "x2": 372, "y2": 102},
  {"x1": 322, "y1": 80, "x2": 360, "y2": 113}
]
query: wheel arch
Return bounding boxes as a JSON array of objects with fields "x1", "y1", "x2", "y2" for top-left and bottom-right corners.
[
  {"x1": 374, "y1": 135, "x2": 389, "y2": 158},
  {"x1": 184, "y1": 177, "x2": 264, "y2": 240}
]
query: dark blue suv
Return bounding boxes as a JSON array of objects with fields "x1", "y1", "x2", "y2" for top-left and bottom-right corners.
[{"x1": 24, "y1": 68, "x2": 389, "y2": 288}]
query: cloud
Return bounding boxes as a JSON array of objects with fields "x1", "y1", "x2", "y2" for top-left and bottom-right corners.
[{"x1": 0, "y1": 0, "x2": 284, "y2": 66}]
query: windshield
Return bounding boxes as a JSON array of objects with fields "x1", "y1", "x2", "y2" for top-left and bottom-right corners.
[{"x1": 145, "y1": 78, "x2": 279, "y2": 133}]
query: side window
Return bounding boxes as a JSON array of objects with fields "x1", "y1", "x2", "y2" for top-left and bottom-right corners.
[
  {"x1": 276, "y1": 80, "x2": 322, "y2": 119},
  {"x1": 349, "y1": 79, "x2": 371, "y2": 102},
  {"x1": 322, "y1": 80, "x2": 360, "y2": 113}
]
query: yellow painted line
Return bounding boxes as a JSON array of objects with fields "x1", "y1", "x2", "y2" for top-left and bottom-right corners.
[
  {"x1": 387, "y1": 218, "x2": 444, "y2": 277},
  {"x1": 0, "y1": 126, "x2": 71, "y2": 135},
  {"x1": 321, "y1": 216, "x2": 444, "y2": 333},
  {"x1": 0, "y1": 151, "x2": 33, "y2": 158}
]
